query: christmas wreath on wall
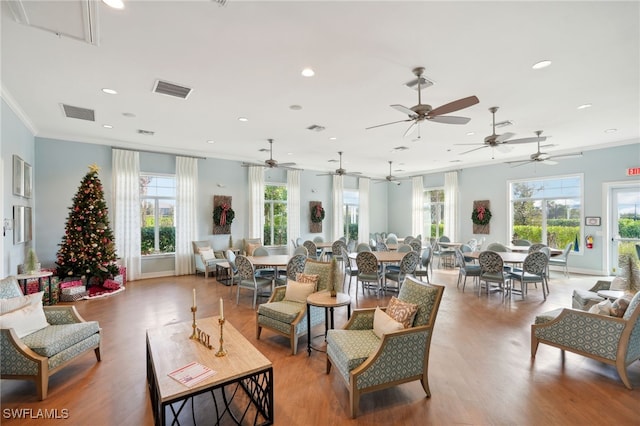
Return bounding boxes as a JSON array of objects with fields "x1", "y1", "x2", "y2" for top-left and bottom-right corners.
[
  {"x1": 213, "y1": 203, "x2": 235, "y2": 226},
  {"x1": 311, "y1": 204, "x2": 325, "y2": 223},
  {"x1": 471, "y1": 205, "x2": 492, "y2": 226}
]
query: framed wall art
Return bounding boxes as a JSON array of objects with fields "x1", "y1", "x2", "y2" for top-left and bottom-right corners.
[{"x1": 13, "y1": 155, "x2": 23, "y2": 197}]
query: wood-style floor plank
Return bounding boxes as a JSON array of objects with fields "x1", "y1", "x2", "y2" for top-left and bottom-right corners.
[{"x1": 2, "y1": 267, "x2": 638, "y2": 425}]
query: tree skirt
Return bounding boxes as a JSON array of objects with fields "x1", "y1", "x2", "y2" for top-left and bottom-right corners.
[{"x1": 82, "y1": 284, "x2": 125, "y2": 300}]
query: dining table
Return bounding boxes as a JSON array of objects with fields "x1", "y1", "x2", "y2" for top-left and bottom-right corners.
[
  {"x1": 466, "y1": 251, "x2": 528, "y2": 265},
  {"x1": 505, "y1": 245, "x2": 563, "y2": 256},
  {"x1": 246, "y1": 254, "x2": 290, "y2": 286}
]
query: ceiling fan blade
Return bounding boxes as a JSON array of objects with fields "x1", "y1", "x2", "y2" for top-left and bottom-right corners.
[
  {"x1": 428, "y1": 95, "x2": 479, "y2": 117},
  {"x1": 366, "y1": 118, "x2": 412, "y2": 130},
  {"x1": 391, "y1": 104, "x2": 418, "y2": 117},
  {"x1": 496, "y1": 145, "x2": 513, "y2": 153},
  {"x1": 508, "y1": 160, "x2": 534, "y2": 168},
  {"x1": 495, "y1": 132, "x2": 516, "y2": 143},
  {"x1": 549, "y1": 152, "x2": 583, "y2": 160},
  {"x1": 345, "y1": 172, "x2": 362, "y2": 176},
  {"x1": 241, "y1": 162, "x2": 266, "y2": 168},
  {"x1": 542, "y1": 160, "x2": 559, "y2": 165},
  {"x1": 427, "y1": 115, "x2": 471, "y2": 125},
  {"x1": 505, "y1": 136, "x2": 547, "y2": 145},
  {"x1": 277, "y1": 162, "x2": 296, "y2": 167},
  {"x1": 403, "y1": 121, "x2": 418, "y2": 137},
  {"x1": 460, "y1": 145, "x2": 488, "y2": 155}
]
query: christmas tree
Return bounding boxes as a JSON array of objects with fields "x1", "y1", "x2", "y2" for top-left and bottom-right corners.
[{"x1": 56, "y1": 164, "x2": 119, "y2": 284}]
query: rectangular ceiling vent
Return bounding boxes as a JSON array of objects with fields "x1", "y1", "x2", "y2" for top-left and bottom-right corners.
[
  {"x1": 404, "y1": 76, "x2": 435, "y2": 91},
  {"x1": 61, "y1": 104, "x2": 95, "y2": 121},
  {"x1": 495, "y1": 120, "x2": 513, "y2": 128},
  {"x1": 137, "y1": 129, "x2": 155, "y2": 136},
  {"x1": 153, "y1": 80, "x2": 192, "y2": 99},
  {"x1": 306, "y1": 124, "x2": 326, "y2": 132}
]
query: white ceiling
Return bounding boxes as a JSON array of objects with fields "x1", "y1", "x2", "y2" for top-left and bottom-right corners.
[{"x1": 2, "y1": 1, "x2": 639, "y2": 178}]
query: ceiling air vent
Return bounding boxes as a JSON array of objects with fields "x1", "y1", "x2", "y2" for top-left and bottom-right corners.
[
  {"x1": 404, "y1": 76, "x2": 435, "y2": 91},
  {"x1": 61, "y1": 104, "x2": 95, "y2": 121},
  {"x1": 153, "y1": 80, "x2": 192, "y2": 99},
  {"x1": 495, "y1": 120, "x2": 513, "y2": 128},
  {"x1": 307, "y1": 124, "x2": 326, "y2": 132},
  {"x1": 137, "y1": 129, "x2": 155, "y2": 136}
]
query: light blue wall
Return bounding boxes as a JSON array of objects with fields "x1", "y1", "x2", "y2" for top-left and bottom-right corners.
[{"x1": 2, "y1": 98, "x2": 35, "y2": 276}]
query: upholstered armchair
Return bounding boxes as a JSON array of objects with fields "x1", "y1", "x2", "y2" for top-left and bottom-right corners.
[
  {"x1": 192, "y1": 240, "x2": 227, "y2": 279},
  {"x1": 531, "y1": 290, "x2": 640, "y2": 389},
  {"x1": 256, "y1": 259, "x2": 339, "y2": 355},
  {"x1": 326, "y1": 276, "x2": 444, "y2": 418},
  {"x1": 1, "y1": 276, "x2": 101, "y2": 400}
]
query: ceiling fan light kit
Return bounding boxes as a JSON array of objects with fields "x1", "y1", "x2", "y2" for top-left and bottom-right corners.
[
  {"x1": 241, "y1": 139, "x2": 298, "y2": 170},
  {"x1": 316, "y1": 152, "x2": 362, "y2": 177}
]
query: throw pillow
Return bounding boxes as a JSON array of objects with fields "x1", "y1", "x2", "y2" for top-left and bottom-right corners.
[
  {"x1": 0, "y1": 299, "x2": 49, "y2": 338},
  {"x1": 284, "y1": 280, "x2": 316, "y2": 303},
  {"x1": 610, "y1": 277, "x2": 628, "y2": 291},
  {"x1": 296, "y1": 273, "x2": 319, "y2": 290},
  {"x1": 386, "y1": 296, "x2": 419, "y2": 328},
  {"x1": 246, "y1": 243, "x2": 261, "y2": 256},
  {"x1": 588, "y1": 299, "x2": 612, "y2": 316},
  {"x1": 303, "y1": 259, "x2": 332, "y2": 292},
  {"x1": 199, "y1": 249, "x2": 215, "y2": 261},
  {"x1": 0, "y1": 291, "x2": 44, "y2": 315},
  {"x1": 610, "y1": 293, "x2": 634, "y2": 318},
  {"x1": 214, "y1": 251, "x2": 226, "y2": 259},
  {"x1": 373, "y1": 306, "x2": 404, "y2": 339}
]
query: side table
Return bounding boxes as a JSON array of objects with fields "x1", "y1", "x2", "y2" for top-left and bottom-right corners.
[
  {"x1": 306, "y1": 291, "x2": 351, "y2": 356},
  {"x1": 16, "y1": 271, "x2": 54, "y2": 305}
]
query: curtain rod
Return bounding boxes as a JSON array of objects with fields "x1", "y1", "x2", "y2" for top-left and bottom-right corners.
[{"x1": 111, "y1": 146, "x2": 206, "y2": 160}]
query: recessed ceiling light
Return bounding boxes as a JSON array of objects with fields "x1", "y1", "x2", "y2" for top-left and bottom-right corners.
[
  {"x1": 102, "y1": 0, "x2": 124, "y2": 9},
  {"x1": 577, "y1": 103, "x2": 592, "y2": 110},
  {"x1": 238, "y1": 117, "x2": 248, "y2": 122},
  {"x1": 532, "y1": 60, "x2": 552, "y2": 70},
  {"x1": 102, "y1": 124, "x2": 113, "y2": 129},
  {"x1": 207, "y1": 140, "x2": 215, "y2": 144},
  {"x1": 466, "y1": 132, "x2": 475, "y2": 136},
  {"x1": 329, "y1": 137, "x2": 337, "y2": 141},
  {"x1": 289, "y1": 105, "x2": 302, "y2": 110},
  {"x1": 101, "y1": 88, "x2": 117, "y2": 95},
  {"x1": 605, "y1": 128, "x2": 618, "y2": 133},
  {"x1": 301, "y1": 68, "x2": 315, "y2": 77},
  {"x1": 287, "y1": 152, "x2": 293, "y2": 156}
]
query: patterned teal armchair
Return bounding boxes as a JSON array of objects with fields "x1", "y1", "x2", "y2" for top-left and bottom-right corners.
[
  {"x1": 1, "y1": 276, "x2": 101, "y2": 400},
  {"x1": 326, "y1": 276, "x2": 444, "y2": 418},
  {"x1": 531, "y1": 290, "x2": 640, "y2": 389},
  {"x1": 257, "y1": 259, "x2": 339, "y2": 355}
]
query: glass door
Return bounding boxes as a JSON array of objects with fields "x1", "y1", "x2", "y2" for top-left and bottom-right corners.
[{"x1": 610, "y1": 184, "x2": 640, "y2": 273}]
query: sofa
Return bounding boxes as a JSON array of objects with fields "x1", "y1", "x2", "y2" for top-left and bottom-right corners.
[
  {"x1": 572, "y1": 279, "x2": 614, "y2": 310},
  {"x1": 0, "y1": 276, "x2": 101, "y2": 399}
]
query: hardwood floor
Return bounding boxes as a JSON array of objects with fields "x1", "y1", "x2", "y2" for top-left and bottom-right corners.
[{"x1": 2, "y1": 267, "x2": 638, "y2": 425}]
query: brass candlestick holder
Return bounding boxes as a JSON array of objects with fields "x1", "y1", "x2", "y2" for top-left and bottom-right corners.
[
  {"x1": 190, "y1": 306, "x2": 198, "y2": 340},
  {"x1": 215, "y1": 318, "x2": 227, "y2": 357}
]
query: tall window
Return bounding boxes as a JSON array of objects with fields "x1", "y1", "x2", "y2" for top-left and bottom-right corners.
[
  {"x1": 343, "y1": 189, "x2": 359, "y2": 242},
  {"x1": 140, "y1": 174, "x2": 176, "y2": 255},
  {"x1": 264, "y1": 184, "x2": 287, "y2": 245},
  {"x1": 509, "y1": 175, "x2": 582, "y2": 250},
  {"x1": 423, "y1": 188, "x2": 445, "y2": 240}
]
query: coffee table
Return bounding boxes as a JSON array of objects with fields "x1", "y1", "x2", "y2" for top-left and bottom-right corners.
[
  {"x1": 306, "y1": 291, "x2": 351, "y2": 356},
  {"x1": 146, "y1": 316, "x2": 273, "y2": 425}
]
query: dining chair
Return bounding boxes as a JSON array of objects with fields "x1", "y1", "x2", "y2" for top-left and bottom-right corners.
[
  {"x1": 252, "y1": 246, "x2": 276, "y2": 279},
  {"x1": 409, "y1": 239, "x2": 422, "y2": 253},
  {"x1": 225, "y1": 249, "x2": 240, "y2": 296},
  {"x1": 509, "y1": 251, "x2": 548, "y2": 300},
  {"x1": 332, "y1": 240, "x2": 348, "y2": 266},
  {"x1": 548, "y1": 242, "x2": 573, "y2": 277},
  {"x1": 347, "y1": 240, "x2": 356, "y2": 253},
  {"x1": 341, "y1": 247, "x2": 358, "y2": 294},
  {"x1": 414, "y1": 234, "x2": 422, "y2": 244},
  {"x1": 355, "y1": 251, "x2": 382, "y2": 299},
  {"x1": 313, "y1": 236, "x2": 324, "y2": 243},
  {"x1": 466, "y1": 238, "x2": 478, "y2": 251},
  {"x1": 454, "y1": 248, "x2": 481, "y2": 292},
  {"x1": 384, "y1": 251, "x2": 419, "y2": 293},
  {"x1": 376, "y1": 241, "x2": 389, "y2": 252},
  {"x1": 528, "y1": 243, "x2": 547, "y2": 253},
  {"x1": 275, "y1": 254, "x2": 307, "y2": 286},
  {"x1": 435, "y1": 236, "x2": 454, "y2": 268},
  {"x1": 460, "y1": 243, "x2": 475, "y2": 263},
  {"x1": 478, "y1": 251, "x2": 510, "y2": 299},
  {"x1": 385, "y1": 233, "x2": 398, "y2": 244},
  {"x1": 486, "y1": 242, "x2": 509, "y2": 252},
  {"x1": 512, "y1": 239, "x2": 532, "y2": 246},
  {"x1": 303, "y1": 240, "x2": 320, "y2": 260},
  {"x1": 413, "y1": 246, "x2": 432, "y2": 283},
  {"x1": 293, "y1": 245, "x2": 309, "y2": 257},
  {"x1": 356, "y1": 242, "x2": 372, "y2": 252},
  {"x1": 234, "y1": 255, "x2": 273, "y2": 309},
  {"x1": 369, "y1": 238, "x2": 378, "y2": 251},
  {"x1": 397, "y1": 244, "x2": 412, "y2": 253},
  {"x1": 291, "y1": 238, "x2": 299, "y2": 249},
  {"x1": 296, "y1": 237, "x2": 304, "y2": 248}
]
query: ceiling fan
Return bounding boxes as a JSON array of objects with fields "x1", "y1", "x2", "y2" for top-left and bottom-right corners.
[
  {"x1": 505, "y1": 131, "x2": 583, "y2": 167},
  {"x1": 241, "y1": 139, "x2": 297, "y2": 169},
  {"x1": 457, "y1": 106, "x2": 545, "y2": 157},
  {"x1": 366, "y1": 67, "x2": 479, "y2": 138},
  {"x1": 375, "y1": 161, "x2": 409, "y2": 185},
  {"x1": 317, "y1": 151, "x2": 362, "y2": 177}
]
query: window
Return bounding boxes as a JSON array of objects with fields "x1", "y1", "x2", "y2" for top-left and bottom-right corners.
[
  {"x1": 140, "y1": 174, "x2": 176, "y2": 255},
  {"x1": 423, "y1": 188, "x2": 445, "y2": 240},
  {"x1": 509, "y1": 175, "x2": 582, "y2": 250},
  {"x1": 264, "y1": 184, "x2": 287, "y2": 246},
  {"x1": 343, "y1": 189, "x2": 359, "y2": 242}
]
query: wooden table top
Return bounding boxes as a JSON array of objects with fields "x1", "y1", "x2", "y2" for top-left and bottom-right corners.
[
  {"x1": 314, "y1": 242, "x2": 334, "y2": 249},
  {"x1": 146, "y1": 316, "x2": 271, "y2": 403},
  {"x1": 245, "y1": 254, "x2": 290, "y2": 267},
  {"x1": 349, "y1": 251, "x2": 406, "y2": 263},
  {"x1": 16, "y1": 270, "x2": 53, "y2": 279},
  {"x1": 505, "y1": 245, "x2": 563, "y2": 255},
  {"x1": 467, "y1": 251, "x2": 528, "y2": 264},
  {"x1": 307, "y1": 291, "x2": 351, "y2": 308}
]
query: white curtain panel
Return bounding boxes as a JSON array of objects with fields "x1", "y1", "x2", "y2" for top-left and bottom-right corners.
[
  {"x1": 444, "y1": 170, "x2": 459, "y2": 241},
  {"x1": 332, "y1": 174, "x2": 344, "y2": 241},
  {"x1": 248, "y1": 166, "x2": 265, "y2": 239},
  {"x1": 112, "y1": 149, "x2": 141, "y2": 281},
  {"x1": 175, "y1": 157, "x2": 198, "y2": 275},
  {"x1": 411, "y1": 176, "x2": 424, "y2": 237},
  {"x1": 358, "y1": 177, "x2": 370, "y2": 244},
  {"x1": 287, "y1": 169, "x2": 301, "y2": 255},
  {"x1": 424, "y1": 190, "x2": 432, "y2": 241}
]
